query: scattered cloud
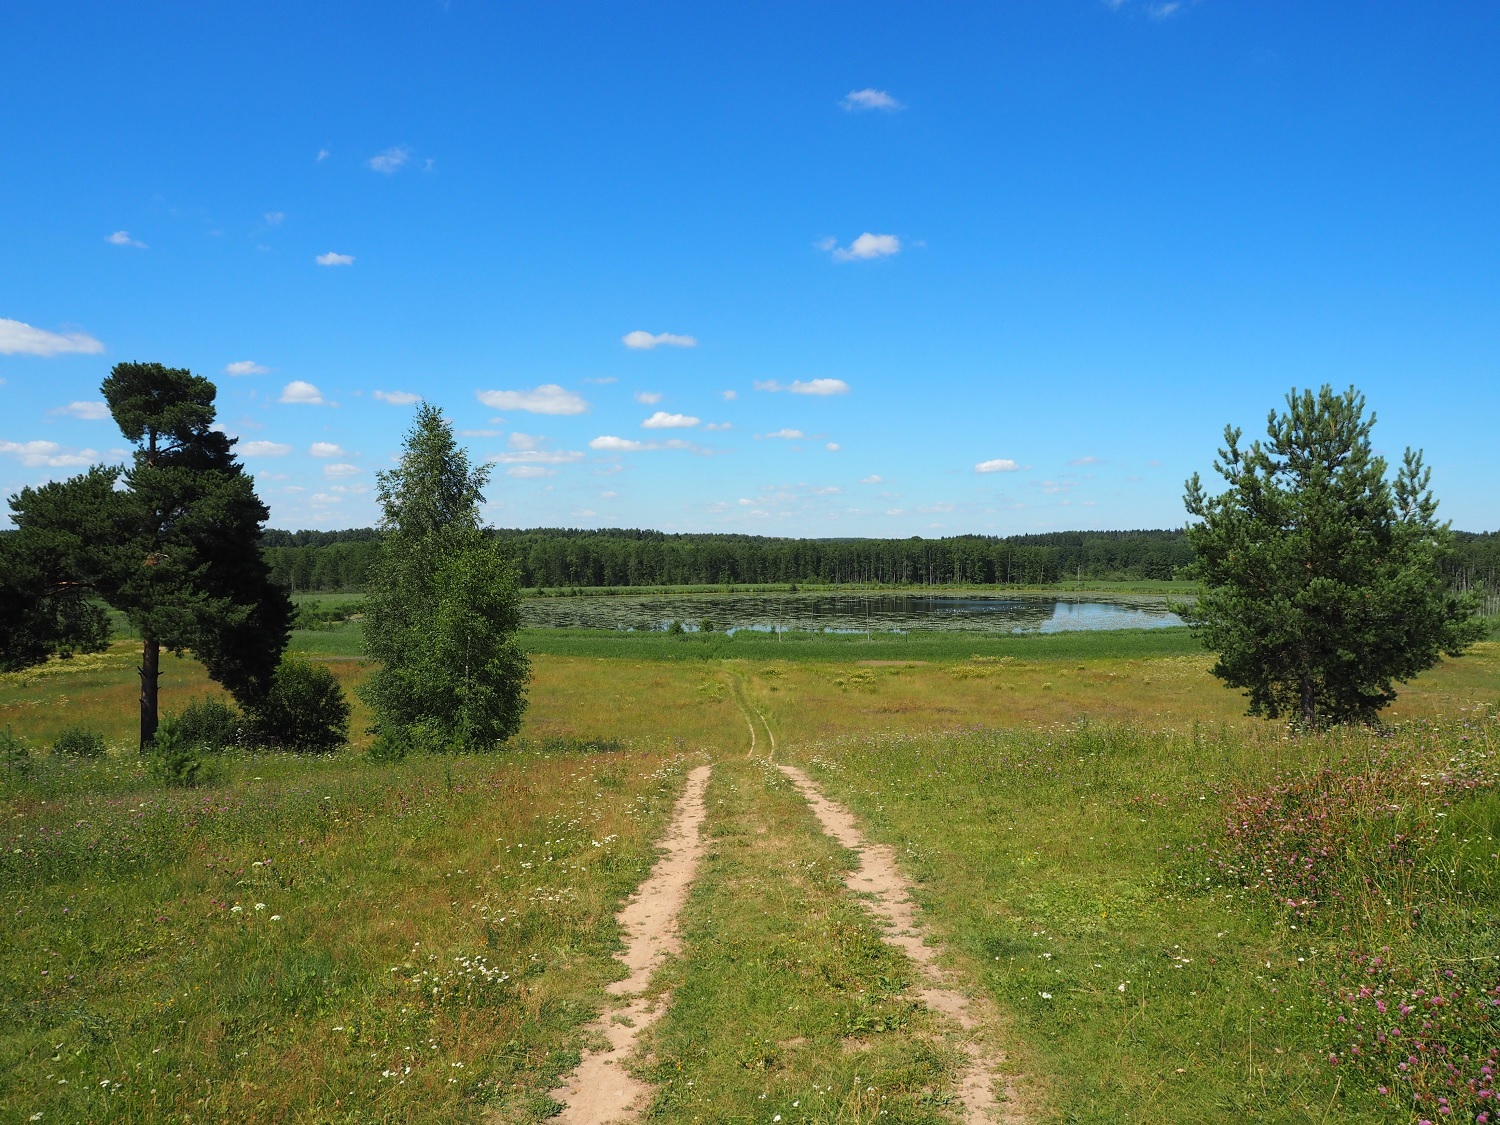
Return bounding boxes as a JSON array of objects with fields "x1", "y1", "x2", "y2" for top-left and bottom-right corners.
[
  {"x1": 0, "y1": 318, "x2": 105, "y2": 357},
  {"x1": 490, "y1": 449, "x2": 585, "y2": 465},
  {"x1": 265, "y1": 211, "x2": 285, "y2": 226},
  {"x1": 507, "y1": 465, "x2": 555, "y2": 479},
  {"x1": 476, "y1": 385, "x2": 587, "y2": 415},
  {"x1": 860, "y1": 475, "x2": 883, "y2": 484},
  {"x1": 622, "y1": 330, "x2": 697, "y2": 350},
  {"x1": 634, "y1": 391, "x2": 663, "y2": 405},
  {"x1": 1070, "y1": 455, "x2": 1102, "y2": 466},
  {"x1": 754, "y1": 378, "x2": 850, "y2": 396},
  {"x1": 760, "y1": 428, "x2": 806, "y2": 440},
  {"x1": 721, "y1": 389, "x2": 738, "y2": 401},
  {"x1": 106, "y1": 230, "x2": 146, "y2": 248},
  {"x1": 374, "y1": 390, "x2": 420, "y2": 405},
  {"x1": 507, "y1": 432, "x2": 544, "y2": 451},
  {"x1": 600, "y1": 491, "x2": 618, "y2": 499},
  {"x1": 460, "y1": 429, "x2": 499, "y2": 438},
  {"x1": 279, "y1": 380, "x2": 325, "y2": 405},
  {"x1": 841, "y1": 88, "x2": 903, "y2": 112},
  {"x1": 823, "y1": 233, "x2": 901, "y2": 262},
  {"x1": 315, "y1": 251, "x2": 354, "y2": 266},
  {"x1": 642, "y1": 411, "x2": 699, "y2": 429},
  {"x1": 224, "y1": 360, "x2": 270, "y2": 376},
  {"x1": 704, "y1": 422, "x2": 732, "y2": 431},
  {"x1": 0, "y1": 439, "x2": 99, "y2": 467},
  {"x1": 590, "y1": 435, "x2": 647, "y2": 452},
  {"x1": 323, "y1": 462, "x2": 360, "y2": 478},
  {"x1": 368, "y1": 146, "x2": 411, "y2": 173},
  {"x1": 588, "y1": 436, "x2": 697, "y2": 453},
  {"x1": 309, "y1": 442, "x2": 346, "y2": 458},
  {"x1": 826, "y1": 442, "x2": 840, "y2": 451},
  {"x1": 582, "y1": 376, "x2": 618, "y2": 385},
  {"x1": 52, "y1": 401, "x2": 110, "y2": 420},
  {"x1": 239, "y1": 440, "x2": 293, "y2": 457},
  {"x1": 1148, "y1": 1, "x2": 1182, "y2": 16},
  {"x1": 975, "y1": 458, "x2": 1021, "y2": 473},
  {"x1": 316, "y1": 148, "x2": 330, "y2": 162}
]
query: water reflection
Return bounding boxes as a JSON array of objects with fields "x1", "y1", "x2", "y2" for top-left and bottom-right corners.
[{"x1": 521, "y1": 592, "x2": 1184, "y2": 635}]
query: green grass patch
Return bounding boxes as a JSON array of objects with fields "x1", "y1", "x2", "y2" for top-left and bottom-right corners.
[{"x1": 1, "y1": 743, "x2": 695, "y2": 1123}]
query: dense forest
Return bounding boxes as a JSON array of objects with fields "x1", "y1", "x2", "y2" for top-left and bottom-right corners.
[{"x1": 259, "y1": 526, "x2": 1500, "y2": 594}]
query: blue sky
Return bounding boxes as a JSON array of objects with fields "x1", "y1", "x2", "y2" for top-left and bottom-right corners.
[{"x1": 3, "y1": 1, "x2": 1498, "y2": 535}]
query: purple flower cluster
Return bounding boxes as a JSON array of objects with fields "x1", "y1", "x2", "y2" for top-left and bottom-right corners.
[{"x1": 1324, "y1": 950, "x2": 1500, "y2": 1122}]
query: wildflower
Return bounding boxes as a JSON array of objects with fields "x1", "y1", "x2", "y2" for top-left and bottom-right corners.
[
  {"x1": 1118, "y1": 982, "x2": 1128, "y2": 992},
  {"x1": 230, "y1": 905, "x2": 242, "y2": 914},
  {"x1": 254, "y1": 903, "x2": 266, "y2": 911},
  {"x1": 270, "y1": 915, "x2": 282, "y2": 922}
]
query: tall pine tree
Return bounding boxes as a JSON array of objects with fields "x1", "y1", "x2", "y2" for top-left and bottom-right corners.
[{"x1": 4, "y1": 362, "x2": 292, "y2": 746}]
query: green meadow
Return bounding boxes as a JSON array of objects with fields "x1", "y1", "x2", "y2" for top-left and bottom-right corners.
[{"x1": 2, "y1": 610, "x2": 1498, "y2": 1122}]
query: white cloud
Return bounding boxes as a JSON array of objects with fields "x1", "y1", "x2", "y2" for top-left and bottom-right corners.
[
  {"x1": 507, "y1": 432, "x2": 544, "y2": 451},
  {"x1": 106, "y1": 230, "x2": 146, "y2": 248},
  {"x1": 323, "y1": 462, "x2": 361, "y2": 478},
  {"x1": 265, "y1": 211, "x2": 285, "y2": 226},
  {"x1": 582, "y1": 376, "x2": 618, "y2": 384},
  {"x1": 53, "y1": 401, "x2": 110, "y2": 420},
  {"x1": 841, "y1": 88, "x2": 903, "y2": 112},
  {"x1": 0, "y1": 439, "x2": 98, "y2": 467},
  {"x1": 861, "y1": 475, "x2": 883, "y2": 484},
  {"x1": 1070, "y1": 455, "x2": 1102, "y2": 466},
  {"x1": 721, "y1": 389, "x2": 738, "y2": 401},
  {"x1": 239, "y1": 440, "x2": 293, "y2": 457},
  {"x1": 826, "y1": 233, "x2": 901, "y2": 262},
  {"x1": 310, "y1": 492, "x2": 340, "y2": 505},
  {"x1": 374, "y1": 390, "x2": 420, "y2": 405},
  {"x1": 460, "y1": 429, "x2": 499, "y2": 437},
  {"x1": 826, "y1": 442, "x2": 840, "y2": 451},
  {"x1": 590, "y1": 435, "x2": 647, "y2": 452},
  {"x1": 476, "y1": 385, "x2": 588, "y2": 415},
  {"x1": 225, "y1": 360, "x2": 270, "y2": 376},
  {"x1": 760, "y1": 428, "x2": 806, "y2": 440},
  {"x1": 507, "y1": 465, "x2": 555, "y2": 479},
  {"x1": 315, "y1": 251, "x2": 354, "y2": 267},
  {"x1": 490, "y1": 449, "x2": 585, "y2": 465},
  {"x1": 642, "y1": 411, "x2": 699, "y2": 429},
  {"x1": 754, "y1": 378, "x2": 850, "y2": 396},
  {"x1": 704, "y1": 422, "x2": 732, "y2": 431},
  {"x1": 634, "y1": 391, "x2": 663, "y2": 405},
  {"x1": 368, "y1": 146, "x2": 410, "y2": 173},
  {"x1": 600, "y1": 491, "x2": 618, "y2": 499},
  {"x1": 316, "y1": 148, "x2": 330, "y2": 161},
  {"x1": 279, "y1": 380, "x2": 325, "y2": 404},
  {"x1": 0, "y1": 318, "x2": 105, "y2": 357},
  {"x1": 975, "y1": 458, "x2": 1021, "y2": 473},
  {"x1": 622, "y1": 330, "x2": 698, "y2": 350},
  {"x1": 309, "y1": 442, "x2": 346, "y2": 458}
]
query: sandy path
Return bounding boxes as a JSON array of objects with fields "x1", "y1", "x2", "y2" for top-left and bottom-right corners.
[
  {"x1": 777, "y1": 764, "x2": 1026, "y2": 1124},
  {"x1": 546, "y1": 764, "x2": 712, "y2": 1124}
]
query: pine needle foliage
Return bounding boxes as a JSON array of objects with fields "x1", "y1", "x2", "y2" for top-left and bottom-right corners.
[
  {"x1": 1183, "y1": 385, "x2": 1483, "y2": 727},
  {"x1": 360, "y1": 404, "x2": 529, "y2": 753}
]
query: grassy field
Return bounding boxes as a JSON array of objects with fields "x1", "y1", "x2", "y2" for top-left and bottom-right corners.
[{"x1": 3, "y1": 622, "x2": 1498, "y2": 1121}]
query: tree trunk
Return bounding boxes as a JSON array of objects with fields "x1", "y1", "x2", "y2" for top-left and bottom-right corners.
[
  {"x1": 1300, "y1": 671, "x2": 1315, "y2": 731},
  {"x1": 139, "y1": 635, "x2": 160, "y2": 750}
]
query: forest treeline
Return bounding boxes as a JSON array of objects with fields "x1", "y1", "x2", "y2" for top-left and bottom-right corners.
[
  {"x1": 261, "y1": 527, "x2": 1191, "y2": 590},
  {"x1": 258, "y1": 526, "x2": 1500, "y2": 594}
]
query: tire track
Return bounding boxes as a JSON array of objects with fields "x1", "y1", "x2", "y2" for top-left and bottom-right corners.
[
  {"x1": 778, "y1": 763, "x2": 1026, "y2": 1124},
  {"x1": 546, "y1": 764, "x2": 712, "y2": 1124}
]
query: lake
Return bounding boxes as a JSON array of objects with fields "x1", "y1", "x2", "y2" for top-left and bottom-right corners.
[{"x1": 521, "y1": 592, "x2": 1186, "y2": 635}]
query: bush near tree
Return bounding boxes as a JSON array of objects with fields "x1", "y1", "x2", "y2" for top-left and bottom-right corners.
[
  {"x1": 1183, "y1": 385, "x2": 1483, "y2": 727},
  {"x1": 248, "y1": 659, "x2": 350, "y2": 752}
]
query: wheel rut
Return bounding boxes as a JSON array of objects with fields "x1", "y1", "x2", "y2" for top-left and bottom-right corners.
[
  {"x1": 777, "y1": 763, "x2": 1027, "y2": 1123},
  {"x1": 546, "y1": 763, "x2": 712, "y2": 1124}
]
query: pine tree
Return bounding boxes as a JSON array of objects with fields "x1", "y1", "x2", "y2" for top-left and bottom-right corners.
[
  {"x1": 361, "y1": 403, "x2": 529, "y2": 752},
  {"x1": 4, "y1": 362, "x2": 292, "y2": 746},
  {"x1": 1183, "y1": 385, "x2": 1482, "y2": 727}
]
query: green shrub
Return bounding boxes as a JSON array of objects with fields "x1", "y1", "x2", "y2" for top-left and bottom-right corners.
[
  {"x1": 668, "y1": 619, "x2": 685, "y2": 635},
  {"x1": 173, "y1": 697, "x2": 244, "y2": 753},
  {"x1": 1, "y1": 727, "x2": 32, "y2": 776},
  {"x1": 699, "y1": 617, "x2": 716, "y2": 633},
  {"x1": 147, "y1": 718, "x2": 222, "y2": 788},
  {"x1": 249, "y1": 658, "x2": 350, "y2": 752},
  {"x1": 52, "y1": 726, "x2": 108, "y2": 758}
]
